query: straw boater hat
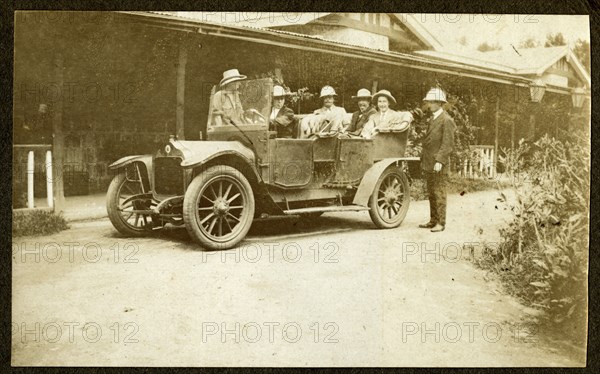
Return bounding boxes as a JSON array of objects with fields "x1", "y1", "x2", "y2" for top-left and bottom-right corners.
[
  {"x1": 220, "y1": 69, "x2": 247, "y2": 87},
  {"x1": 372, "y1": 89, "x2": 397, "y2": 105},
  {"x1": 352, "y1": 88, "x2": 372, "y2": 100},
  {"x1": 273, "y1": 85, "x2": 290, "y2": 98},
  {"x1": 319, "y1": 85, "x2": 337, "y2": 98}
]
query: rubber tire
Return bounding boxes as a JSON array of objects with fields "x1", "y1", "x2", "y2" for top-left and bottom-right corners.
[
  {"x1": 368, "y1": 166, "x2": 410, "y2": 229},
  {"x1": 107, "y1": 172, "x2": 151, "y2": 237},
  {"x1": 183, "y1": 166, "x2": 255, "y2": 251}
]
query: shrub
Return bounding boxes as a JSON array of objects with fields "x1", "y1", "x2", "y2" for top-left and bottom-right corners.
[
  {"x1": 476, "y1": 135, "x2": 589, "y2": 341},
  {"x1": 410, "y1": 174, "x2": 507, "y2": 202},
  {"x1": 410, "y1": 178, "x2": 427, "y2": 201},
  {"x1": 12, "y1": 181, "x2": 27, "y2": 209},
  {"x1": 12, "y1": 210, "x2": 69, "y2": 237}
]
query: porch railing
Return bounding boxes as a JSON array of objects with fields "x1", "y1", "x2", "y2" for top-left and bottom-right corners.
[
  {"x1": 459, "y1": 145, "x2": 496, "y2": 179},
  {"x1": 13, "y1": 144, "x2": 54, "y2": 210}
]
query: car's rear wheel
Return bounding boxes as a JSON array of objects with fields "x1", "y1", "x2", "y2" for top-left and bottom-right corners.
[
  {"x1": 107, "y1": 171, "x2": 156, "y2": 236},
  {"x1": 368, "y1": 166, "x2": 410, "y2": 229},
  {"x1": 183, "y1": 166, "x2": 255, "y2": 250}
]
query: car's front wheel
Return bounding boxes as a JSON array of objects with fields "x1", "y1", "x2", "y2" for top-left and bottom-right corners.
[
  {"x1": 107, "y1": 171, "x2": 156, "y2": 236},
  {"x1": 183, "y1": 166, "x2": 255, "y2": 250},
  {"x1": 368, "y1": 166, "x2": 410, "y2": 229}
]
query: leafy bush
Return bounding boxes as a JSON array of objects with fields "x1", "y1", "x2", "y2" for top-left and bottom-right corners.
[
  {"x1": 410, "y1": 178, "x2": 427, "y2": 201},
  {"x1": 476, "y1": 135, "x2": 589, "y2": 340},
  {"x1": 12, "y1": 210, "x2": 69, "y2": 237},
  {"x1": 410, "y1": 175, "x2": 508, "y2": 201}
]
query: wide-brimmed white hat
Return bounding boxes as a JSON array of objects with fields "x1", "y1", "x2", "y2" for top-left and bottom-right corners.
[
  {"x1": 352, "y1": 88, "x2": 372, "y2": 100},
  {"x1": 220, "y1": 69, "x2": 247, "y2": 87},
  {"x1": 319, "y1": 85, "x2": 337, "y2": 98},
  {"x1": 372, "y1": 89, "x2": 397, "y2": 105},
  {"x1": 422, "y1": 87, "x2": 447, "y2": 103},
  {"x1": 273, "y1": 85, "x2": 290, "y2": 98}
]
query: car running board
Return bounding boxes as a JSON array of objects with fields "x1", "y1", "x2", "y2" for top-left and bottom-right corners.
[{"x1": 283, "y1": 205, "x2": 370, "y2": 215}]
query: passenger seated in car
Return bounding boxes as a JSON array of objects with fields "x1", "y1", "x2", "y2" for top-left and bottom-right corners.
[
  {"x1": 360, "y1": 89, "x2": 413, "y2": 139},
  {"x1": 269, "y1": 85, "x2": 297, "y2": 138},
  {"x1": 300, "y1": 85, "x2": 349, "y2": 137},
  {"x1": 346, "y1": 88, "x2": 377, "y2": 137}
]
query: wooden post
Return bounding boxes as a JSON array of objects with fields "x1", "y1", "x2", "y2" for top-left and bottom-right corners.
[
  {"x1": 528, "y1": 113, "x2": 536, "y2": 141},
  {"x1": 493, "y1": 98, "x2": 499, "y2": 176},
  {"x1": 371, "y1": 80, "x2": 378, "y2": 94},
  {"x1": 52, "y1": 53, "x2": 65, "y2": 212},
  {"x1": 27, "y1": 151, "x2": 34, "y2": 209},
  {"x1": 46, "y1": 150, "x2": 53, "y2": 208},
  {"x1": 511, "y1": 121, "x2": 515, "y2": 150},
  {"x1": 176, "y1": 41, "x2": 187, "y2": 140},
  {"x1": 273, "y1": 67, "x2": 283, "y2": 84}
]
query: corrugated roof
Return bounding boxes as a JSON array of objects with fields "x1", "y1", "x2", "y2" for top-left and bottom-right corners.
[
  {"x1": 170, "y1": 11, "x2": 332, "y2": 29},
  {"x1": 165, "y1": 12, "x2": 444, "y2": 51},
  {"x1": 142, "y1": 11, "x2": 522, "y2": 74},
  {"x1": 120, "y1": 11, "x2": 572, "y2": 91},
  {"x1": 415, "y1": 46, "x2": 591, "y2": 87},
  {"x1": 150, "y1": 11, "x2": 391, "y2": 53},
  {"x1": 392, "y1": 13, "x2": 443, "y2": 50}
]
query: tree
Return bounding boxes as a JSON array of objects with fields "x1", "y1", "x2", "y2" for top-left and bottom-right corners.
[
  {"x1": 572, "y1": 38, "x2": 590, "y2": 74},
  {"x1": 518, "y1": 37, "x2": 540, "y2": 49},
  {"x1": 477, "y1": 42, "x2": 502, "y2": 52},
  {"x1": 545, "y1": 32, "x2": 567, "y2": 47}
]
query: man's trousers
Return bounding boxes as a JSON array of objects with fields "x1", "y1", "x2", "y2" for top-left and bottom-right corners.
[{"x1": 424, "y1": 171, "x2": 448, "y2": 226}]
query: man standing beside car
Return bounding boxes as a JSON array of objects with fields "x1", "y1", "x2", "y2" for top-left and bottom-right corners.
[{"x1": 419, "y1": 87, "x2": 456, "y2": 232}]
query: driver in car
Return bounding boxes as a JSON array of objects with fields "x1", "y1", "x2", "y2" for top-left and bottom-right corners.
[{"x1": 212, "y1": 69, "x2": 261, "y2": 126}]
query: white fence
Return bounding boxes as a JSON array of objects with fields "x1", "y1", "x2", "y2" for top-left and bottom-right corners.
[{"x1": 459, "y1": 145, "x2": 496, "y2": 179}]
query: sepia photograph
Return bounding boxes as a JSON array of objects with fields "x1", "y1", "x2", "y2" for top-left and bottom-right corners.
[{"x1": 11, "y1": 10, "x2": 591, "y2": 367}]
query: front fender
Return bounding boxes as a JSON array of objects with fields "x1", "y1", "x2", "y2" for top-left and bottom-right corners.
[
  {"x1": 180, "y1": 150, "x2": 255, "y2": 170},
  {"x1": 109, "y1": 155, "x2": 153, "y2": 170},
  {"x1": 352, "y1": 158, "x2": 408, "y2": 206},
  {"x1": 108, "y1": 155, "x2": 153, "y2": 191}
]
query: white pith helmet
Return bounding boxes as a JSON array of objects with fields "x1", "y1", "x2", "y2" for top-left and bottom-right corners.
[
  {"x1": 422, "y1": 87, "x2": 447, "y2": 103},
  {"x1": 319, "y1": 85, "x2": 337, "y2": 98},
  {"x1": 273, "y1": 85, "x2": 288, "y2": 98}
]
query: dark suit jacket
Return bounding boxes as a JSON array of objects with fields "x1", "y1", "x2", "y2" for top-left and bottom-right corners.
[
  {"x1": 421, "y1": 110, "x2": 456, "y2": 173},
  {"x1": 347, "y1": 106, "x2": 377, "y2": 136},
  {"x1": 270, "y1": 105, "x2": 297, "y2": 138}
]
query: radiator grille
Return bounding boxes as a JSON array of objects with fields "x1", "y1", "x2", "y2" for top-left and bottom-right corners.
[{"x1": 154, "y1": 157, "x2": 184, "y2": 195}]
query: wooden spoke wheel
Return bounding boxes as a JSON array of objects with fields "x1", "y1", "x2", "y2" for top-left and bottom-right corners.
[
  {"x1": 183, "y1": 166, "x2": 255, "y2": 250},
  {"x1": 368, "y1": 166, "x2": 410, "y2": 229},
  {"x1": 107, "y1": 172, "x2": 156, "y2": 236}
]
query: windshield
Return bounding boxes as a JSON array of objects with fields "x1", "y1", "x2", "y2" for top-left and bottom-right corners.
[{"x1": 208, "y1": 78, "x2": 272, "y2": 129}]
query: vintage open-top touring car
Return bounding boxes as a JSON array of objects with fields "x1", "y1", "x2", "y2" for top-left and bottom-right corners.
[{"x1": 107, "y1": 78, "x2": 413, "y2": 250}]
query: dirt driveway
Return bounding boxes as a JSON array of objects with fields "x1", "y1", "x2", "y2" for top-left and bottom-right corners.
[{"x1": 11, "y1": 190, "x2": 586, "y2": 366}]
